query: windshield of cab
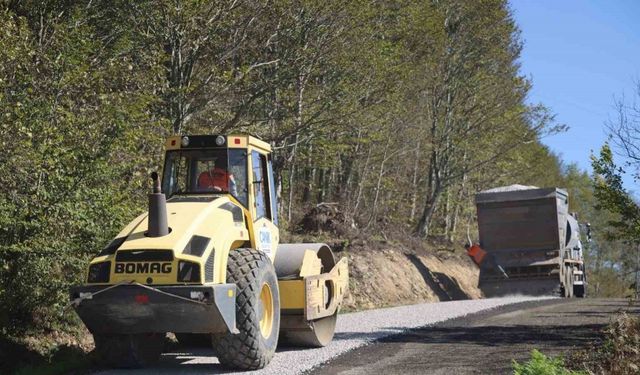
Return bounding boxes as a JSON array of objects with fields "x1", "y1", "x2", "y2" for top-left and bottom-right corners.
[{"x1": 161, "y1": 149, "x2": 248, "y2": 207}]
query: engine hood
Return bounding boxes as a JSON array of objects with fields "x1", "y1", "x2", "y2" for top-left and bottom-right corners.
[{"x1": 114, "y1": 195, "x2": 244, "y2": 255}]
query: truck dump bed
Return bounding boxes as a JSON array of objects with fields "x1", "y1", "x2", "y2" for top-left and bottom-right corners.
[{"x1": 475, "y1": 185, "x2": 572, "y2": 296}]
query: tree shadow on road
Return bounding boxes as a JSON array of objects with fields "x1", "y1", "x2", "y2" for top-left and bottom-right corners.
[
  {"x1": 331, "y1": 328, "x2": 406, "y2": 342},
  {"x1": 405, "y1": 253, "x2": 469, "y2": 301},
  {"x1": 378, "y1": 323, "x2": 605, "y2": 347}
]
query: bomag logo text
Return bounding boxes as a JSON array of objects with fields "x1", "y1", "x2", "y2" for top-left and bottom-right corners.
[{"x1": 114, "y1": 262, "x2": 172, "y2": 274}]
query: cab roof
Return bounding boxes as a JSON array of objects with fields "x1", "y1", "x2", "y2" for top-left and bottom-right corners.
[{"x1": 165, "y1": 134, "x2": 271, "y2": 153}]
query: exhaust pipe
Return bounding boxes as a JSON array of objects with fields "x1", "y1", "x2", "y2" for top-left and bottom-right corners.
[{"x1": 147, "y1": 172, "x2": 169, "y2": 237}]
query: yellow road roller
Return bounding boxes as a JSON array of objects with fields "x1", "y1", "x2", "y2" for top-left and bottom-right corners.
[{"x1": 69, "y1": 134, "x2": 348, "y2": 370}]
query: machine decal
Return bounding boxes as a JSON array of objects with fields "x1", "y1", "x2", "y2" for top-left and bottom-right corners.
[
  {"x1": 258, "y1": 226, "x2": 272, "y2": 254},
  {"x1": 114, "y1": 262, "x2": 172, "y2": 274}
]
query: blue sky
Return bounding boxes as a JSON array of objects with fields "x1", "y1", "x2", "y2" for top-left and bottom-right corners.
[{"x1": 510, "y1": 1, "x2": 640, "y2": 188}]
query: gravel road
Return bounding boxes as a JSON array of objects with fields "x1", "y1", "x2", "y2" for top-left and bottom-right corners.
[{"x1": 94, "y1": 296, "x2": 550, "y2": 375}]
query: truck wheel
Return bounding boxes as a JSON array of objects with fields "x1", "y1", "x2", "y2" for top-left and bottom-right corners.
[
  {"x1": 212, "y1": 248, "x2": 280, "y2": 370},
  {"x1": 574, "y1": 285, "x2": 586, "y2": 298},
  {"x1": 564, "y1": 266, "x2": 574, "y2": 298},
  {"x1": 93, "y1": 333, "x2": 164, "y2": 368}
]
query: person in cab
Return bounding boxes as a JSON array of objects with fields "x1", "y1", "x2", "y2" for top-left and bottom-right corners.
[{"x1": 197, "y1": 162, "x2": 237, "y2": 195}]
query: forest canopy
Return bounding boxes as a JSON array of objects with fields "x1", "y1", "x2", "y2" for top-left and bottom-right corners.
[{"x1": 0, "y1": 0, "x2": 627, "y2": 336}]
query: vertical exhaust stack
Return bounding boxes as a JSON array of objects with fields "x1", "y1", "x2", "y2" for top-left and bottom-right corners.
[{"x1": 147, "y1": 172, "x2": 169, "y2": 237}]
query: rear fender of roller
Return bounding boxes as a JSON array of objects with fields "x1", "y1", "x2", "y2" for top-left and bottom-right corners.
[
  {"x1": 274, "y1": 243, "x2": 349, "y2": 318},
  {"x1": 304, "y1": 257, "x2": 348, "y2": 320}
]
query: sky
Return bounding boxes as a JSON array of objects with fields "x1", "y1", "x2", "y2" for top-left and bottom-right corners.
[{"x1": 510, "y1": 0, "x2": 640, "y2": 189}]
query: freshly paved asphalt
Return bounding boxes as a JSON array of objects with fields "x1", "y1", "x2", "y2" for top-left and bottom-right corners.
[{"x1": 311, "y1": 298, "x2": 639, "y2": 375}]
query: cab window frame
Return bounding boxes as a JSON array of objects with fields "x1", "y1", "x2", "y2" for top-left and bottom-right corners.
[
  {"x1": 251, "y1": 150, "x2": 272, "y2": 221},
  {"x1": 161, "y1": 148, "x2": 249, "y2": 209}
]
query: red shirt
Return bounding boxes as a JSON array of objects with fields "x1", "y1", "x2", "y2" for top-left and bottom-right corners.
[{"x1": 197, "y1": 167, "x2": 231, "y2": 191}]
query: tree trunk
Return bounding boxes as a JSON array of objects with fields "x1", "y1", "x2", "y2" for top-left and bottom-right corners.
[
  {"x1": 449, "y1": 158, "x2": 467, "y2": 241},
  {"x1": 443, "y1": 189, "x2": 451, "y2": 238},
  {"x1": 636, "y1": 244, "x2": 640, "y2": 299},
  {"x1": 409, "y1": 141, "x2": 421, "y2": 222},
  {"x1": 316, "y1": 168, "x2": 325, "y2": 203},
  {"x1": 302, "y1": 144, "x2": 313, "y2": 203},
  {"x1": 286, "y1": 137, "x2": 298, "y2": 223},
  {"x1": 287, "y1": 71, "x2": 306, "y2": 222},
  {"x1": 367, "y1": 137, "x2": 391, "y2": 228},
  {"x1": 352, "y1": 147, "x2": 372, "y2": 225},
  {"x1": 417, "y1": 189, "x2": 441, "y2": 238}
]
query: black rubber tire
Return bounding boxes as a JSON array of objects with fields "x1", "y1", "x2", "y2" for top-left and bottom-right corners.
[
  {"x1": 212, "y1": 248, "x2": 280, "y2": 370},
  {"x1": 93, "y1": 333, "x2": 164, "y2": 368},
  {"x1": 174, "y1": 333, "x2": 212, "y2": 348}
]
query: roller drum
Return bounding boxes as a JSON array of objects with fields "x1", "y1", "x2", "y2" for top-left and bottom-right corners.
[{"x1": 274, "y1": 243, "x2": 339, "y2": 348}]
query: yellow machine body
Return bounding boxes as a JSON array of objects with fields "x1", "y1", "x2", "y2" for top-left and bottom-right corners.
[{"x1": 72, "y1": 134, "x2": 348, "y2": 343}]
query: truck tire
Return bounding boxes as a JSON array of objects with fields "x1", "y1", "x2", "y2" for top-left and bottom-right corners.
[
  {"x1": 212, "y1": 248, "x2": 280, "y2": 370},
  {"x1": 93, "y1": 333, "x2": 164, "y2": 368},
  {"x1": 563, "y1": 265, "x2": 574, "y2": 298},
  {"x1": 574, "y1": 284, "x2": 586, "y2": 298}
]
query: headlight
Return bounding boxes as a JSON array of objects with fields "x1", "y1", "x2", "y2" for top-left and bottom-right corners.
[
  {"x1": 178, "y1": 261, "x2": 201, "y2": 283},
  {"x1": 87, "y1": 261, "x2": 111, "y2": 283}
]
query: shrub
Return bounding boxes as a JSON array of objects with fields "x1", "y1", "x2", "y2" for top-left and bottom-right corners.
[
  {"x1": 513, "y1": 349, "x2": 584, "y2": 375},
  {"x1": 569, "y1": 313, "x2": 640, "y2": 375}
]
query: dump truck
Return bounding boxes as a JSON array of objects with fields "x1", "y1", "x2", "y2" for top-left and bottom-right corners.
[
  {"x1": 69, "y1": 134, "x2": 348, "y2": 370},
  {"x1": 470, "y1": 185, "x2": 588, "y2": 298}
]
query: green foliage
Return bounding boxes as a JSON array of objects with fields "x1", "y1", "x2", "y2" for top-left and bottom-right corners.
[
  {"x1": 591, "y1": 144, "x2": 640, "y2": 241},
  {"x1": 0, "y1": 4, "x2": 165, "y2": 335},
  {"x1": 0, "y1": 0, "x2": 619, "y2": 344},
  {"x1": 590, "y1": 144, "x2": 640, "y2": 296},
  {"x1": 512, "y1": 349, "x2": 584, "y2": 375}
]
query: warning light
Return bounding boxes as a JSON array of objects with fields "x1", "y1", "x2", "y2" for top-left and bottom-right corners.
[
  {"x1": 135, "y1": 294, "x2": 149, "y2": 304},
  {"x1": 234, "y1": 138, "x2": 241, "y2": 145}
]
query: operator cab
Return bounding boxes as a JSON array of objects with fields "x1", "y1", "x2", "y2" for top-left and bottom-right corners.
[
  {"x1": 162, "y1": 135, "x2": 277, "y2": 216},
  {"x1": 162, "y1": 145, "x2": 247, "y2": 206},
  {"x1": 162, "y1": 135, "x2": 279, "y2": 253}
]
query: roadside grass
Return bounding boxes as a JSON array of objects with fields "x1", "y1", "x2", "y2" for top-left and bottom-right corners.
[
  {"x1": 568, "y1": 312, "x2": 640, "y2": 375},
  {"x1": 512, "y1": 349, "x2": 585, "y2": 375},
  {"x1": 514, "y1": 312, "x2": 640, "y2": 375}
]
